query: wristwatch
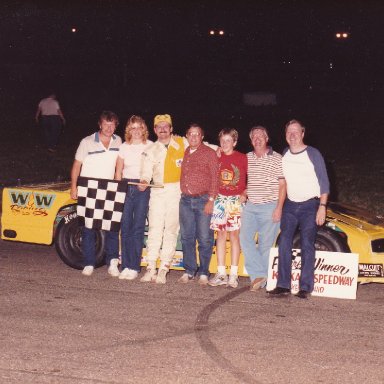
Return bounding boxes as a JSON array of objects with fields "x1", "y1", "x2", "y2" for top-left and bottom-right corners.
[{"x1": 320, "y1": 203, "x2": 327, "y2": 207}]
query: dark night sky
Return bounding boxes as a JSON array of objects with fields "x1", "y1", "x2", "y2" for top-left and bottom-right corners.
[{"x1": 2, "y1": 0, "x2": 384, "y2": 140}]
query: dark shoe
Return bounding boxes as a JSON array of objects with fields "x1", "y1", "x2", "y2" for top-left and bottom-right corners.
[
  {"x1": 295, "y1": 290, "x2": 309, "y2": 299},
  {"x1": 267, "y1": 286, "x2": 291, "y2": 295}
]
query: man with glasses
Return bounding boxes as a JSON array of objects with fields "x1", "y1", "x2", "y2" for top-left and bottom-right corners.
[{"x1": 178, "y1": 124, "x2": 219, "y2": 285}]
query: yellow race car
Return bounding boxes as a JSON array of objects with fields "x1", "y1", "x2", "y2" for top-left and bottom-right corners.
[{"x1": 1, "y1": 182, "x2": 383, "y2": 284}]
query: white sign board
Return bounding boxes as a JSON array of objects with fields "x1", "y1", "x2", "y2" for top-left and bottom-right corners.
[{"x1": 266, "y1": 248, "x2": 359, "y2": 300}]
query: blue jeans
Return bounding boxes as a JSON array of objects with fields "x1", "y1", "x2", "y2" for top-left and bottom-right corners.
[
  {"x1": 82, "y1": 227, "x2": 119, "y2": 267},
  {"x1": 239, "y1": 201, "x2": 280, "y2": 281},
  {"x1": 179, "y1": 194, "x2": 214, "y2": 276},
  {"x1": 41, "y1": 115, "x2": 62, "y2": 149},
  {"x1": 277, "y1": 198, "x2": 319, "y2": 292},
  {"x1": 120, "y1": 179, "x2": 150, "y2": 271}
]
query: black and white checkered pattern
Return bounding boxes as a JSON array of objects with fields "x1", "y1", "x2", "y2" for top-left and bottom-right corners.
[{"x1": 76, "y1": 177, "x2": 127, "y2": 232}]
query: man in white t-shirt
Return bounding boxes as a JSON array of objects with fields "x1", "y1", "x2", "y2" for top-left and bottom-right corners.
[
  {"x1": 70, "y1": 111, "x2": 122, "y2": 277},
  {"x1": 35, "y1": 93, "x2": 66, "y2": 152},
  {"x1": 268, "y1": 119, "x2": 329, "y2": 299}
]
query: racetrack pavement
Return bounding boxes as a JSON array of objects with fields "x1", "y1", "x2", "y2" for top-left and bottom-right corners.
[{"x1": 0, "y1": 240, "x2": 383, "y2": 384}]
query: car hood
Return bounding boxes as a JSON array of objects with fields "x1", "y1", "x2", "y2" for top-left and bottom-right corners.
[{"x1": 328, "y1": 202, "x2": 384, "y2": 229}]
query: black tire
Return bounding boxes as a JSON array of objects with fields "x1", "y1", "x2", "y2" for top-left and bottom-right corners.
[
  {"x1": 292, "y1": 227, "x2": 350, "y2": 253},
  {"x1": 54, "y1": 215, "x2": 106, "y2": 270}
]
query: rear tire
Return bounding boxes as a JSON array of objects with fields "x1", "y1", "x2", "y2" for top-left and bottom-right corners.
[
  {"x1": 55, "y1": 215, "x2": 105, "y2": 270},
  {"x1": 292, "y1": 227, "x2": 350, "y2": 253}
]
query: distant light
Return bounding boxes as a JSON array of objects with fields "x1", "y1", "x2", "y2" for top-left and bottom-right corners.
[
  {"x1": 336, "y1": 32, "x2": 349, "y2": 39},
  {"x1": 71, "y1": 27, "x2": 77, "y2": 33},
  {"x1": 209, "y1": 29, "x2": 225, "y2": 36},
  {"x1": 329, "y1": 62, "x2": 333, "y2": 69}
]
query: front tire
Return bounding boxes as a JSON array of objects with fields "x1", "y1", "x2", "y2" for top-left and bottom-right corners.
[{"x1": 55, "y1": 215, "x2": 106, "y2": 269}]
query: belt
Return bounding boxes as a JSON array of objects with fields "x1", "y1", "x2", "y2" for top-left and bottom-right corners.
[
  {"x1": 289, "y1": 197, "x2": 319, "y2": 203},
  {"x1": 183, "y1": 192, "x2": 208, "y2": 197}
]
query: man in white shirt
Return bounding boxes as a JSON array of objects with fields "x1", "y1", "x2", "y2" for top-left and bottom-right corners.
[
  {"x1": 70, "y1": 111, "x2": 122, "y2": 277},
  {"x1": 35, "y1": 93, "x2": 65, "y2": 152},
  {"x1": 268, "y1": 119, "x2": 329, "y2": 299}
]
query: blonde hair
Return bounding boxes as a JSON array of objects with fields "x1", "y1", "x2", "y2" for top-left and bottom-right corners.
[
  {"x1": 125, "y1": 115, "x2": 149, "y2": 144},
  {"x1": 218, "y1": 128, "x2": 238, "y2": 142}
]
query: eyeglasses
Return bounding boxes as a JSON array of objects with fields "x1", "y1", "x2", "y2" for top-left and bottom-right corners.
[{"x1": 187, "y1": 132, "x2": 202, "y2": 137}]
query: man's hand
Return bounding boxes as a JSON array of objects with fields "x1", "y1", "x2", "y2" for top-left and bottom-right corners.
[
  {"x1": 70, "y1": 186, "x2": 78, "y2": 200},
  {"x1": 138, "y1": 180, "x2": 149, "y2": 191},
  {"x1": 316, "y1": 205, "x2": 326, "y2": 226},
  {"x1": 272, "y1": 206, "x2": 282, "y2": 223},
  {"x1": 204, "y1": 200, "x2": 214, "y2": 215},
  {"x1": 216, "y1": 147, "x2": 223, "y2": 158}
]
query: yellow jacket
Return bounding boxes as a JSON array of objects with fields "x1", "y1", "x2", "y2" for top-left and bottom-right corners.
[{"x1": 141, "y1": 135, "x2": 186, "y2": 185}]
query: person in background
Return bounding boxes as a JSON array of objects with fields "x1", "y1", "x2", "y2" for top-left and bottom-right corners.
[
  {"x1": 178, "y1": 123, "x2": 219, "y2": 285},
  {"x1": 239, "y1": 126, "x2": 286, "y2": 291},
  {"x1": 70, "y1": 111, "x2": 122, "y2": 277},
  {"x1": 268, "y1": 119, "x2": 329, "y2": 299},
  {"x1": 208, "y1": 128, "x2": 247, "y2": 288},
  {"x1": 35, "y1": 93, "x2": 65, "y2": 152},
  {"x1": 115, "y1": 115, "x2": 153, "y2": 280}
]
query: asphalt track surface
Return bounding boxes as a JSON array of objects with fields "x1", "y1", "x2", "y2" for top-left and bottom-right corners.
[{"x1": 1, "y1": 240, "x2": 383, "y2": 384}]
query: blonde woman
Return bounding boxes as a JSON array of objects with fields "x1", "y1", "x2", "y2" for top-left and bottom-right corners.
[{"x1": 115, "y1": 115, "x2": 153, "y2": 280}]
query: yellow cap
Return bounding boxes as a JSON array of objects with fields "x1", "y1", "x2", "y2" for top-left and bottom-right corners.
[{"x1": 154, "y1": 114, "x2": 172, "y2": 127}]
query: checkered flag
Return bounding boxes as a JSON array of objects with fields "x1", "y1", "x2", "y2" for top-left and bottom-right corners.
[{"x1": 76, "y1": 177, "x2": 127, "y2": 232}]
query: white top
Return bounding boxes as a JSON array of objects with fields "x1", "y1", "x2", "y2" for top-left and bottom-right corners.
[
  {"x1": 38, "y1": 97, "x2": 60, "y2": 115},
  {"x1": 75, "y1": 132, "x2": 122, "y2": 179},
  {"x1": 118, "y1": 140, "x2": 153, "y2": 179},
  {"x1": 282, "y1": 149, "x2": 320, "y2": 202}
]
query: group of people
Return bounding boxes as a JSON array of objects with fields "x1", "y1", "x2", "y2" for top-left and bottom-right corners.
[{"x1": 70, "y1": 111, "x2": 329, "y2": 299}]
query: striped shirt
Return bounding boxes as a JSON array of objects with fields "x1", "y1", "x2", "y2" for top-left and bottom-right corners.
[{"x1": 246, "y1": 147, "x2": 284, "y2": 204}]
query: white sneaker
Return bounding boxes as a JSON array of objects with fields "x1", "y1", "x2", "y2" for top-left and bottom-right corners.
[
  {"x1": 82, "y1": 266, "x2": 94, "y2": 276},
  {"x1": 156, "y1": 268, "x2": 168, "y2": 284},
  {"x1": 198, "y1": 275, "x2": 209, "y2": 286},
  {"x1": 208, "y1": 273, "x2": 228, "y2": 287},
  {"x1": 140, "y1": 268, "x2": 157, "y2": 282},
  {"x1": 227, "y1": 274, "x2": 239, "y2": 288},
  {"x1": 119, "y1": 268, "x2": 138, "y2": 280},
  {"x1": 178, "y1": 273, "x2": 194, "y2": 283},
  {"x1": 108, "y1": 258, "x2": 120, "y2": 277}
]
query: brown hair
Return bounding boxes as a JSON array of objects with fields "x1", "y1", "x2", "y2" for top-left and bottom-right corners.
[
  {"x1": 285, "y1": 119, "x2": 306, "y2": 133},
  {"x1": 99, "y1": 110, "x2": 119, "y2": 126},
  {"x1": 186, "y1": 123, "x2": 205, "y2": 137}
]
